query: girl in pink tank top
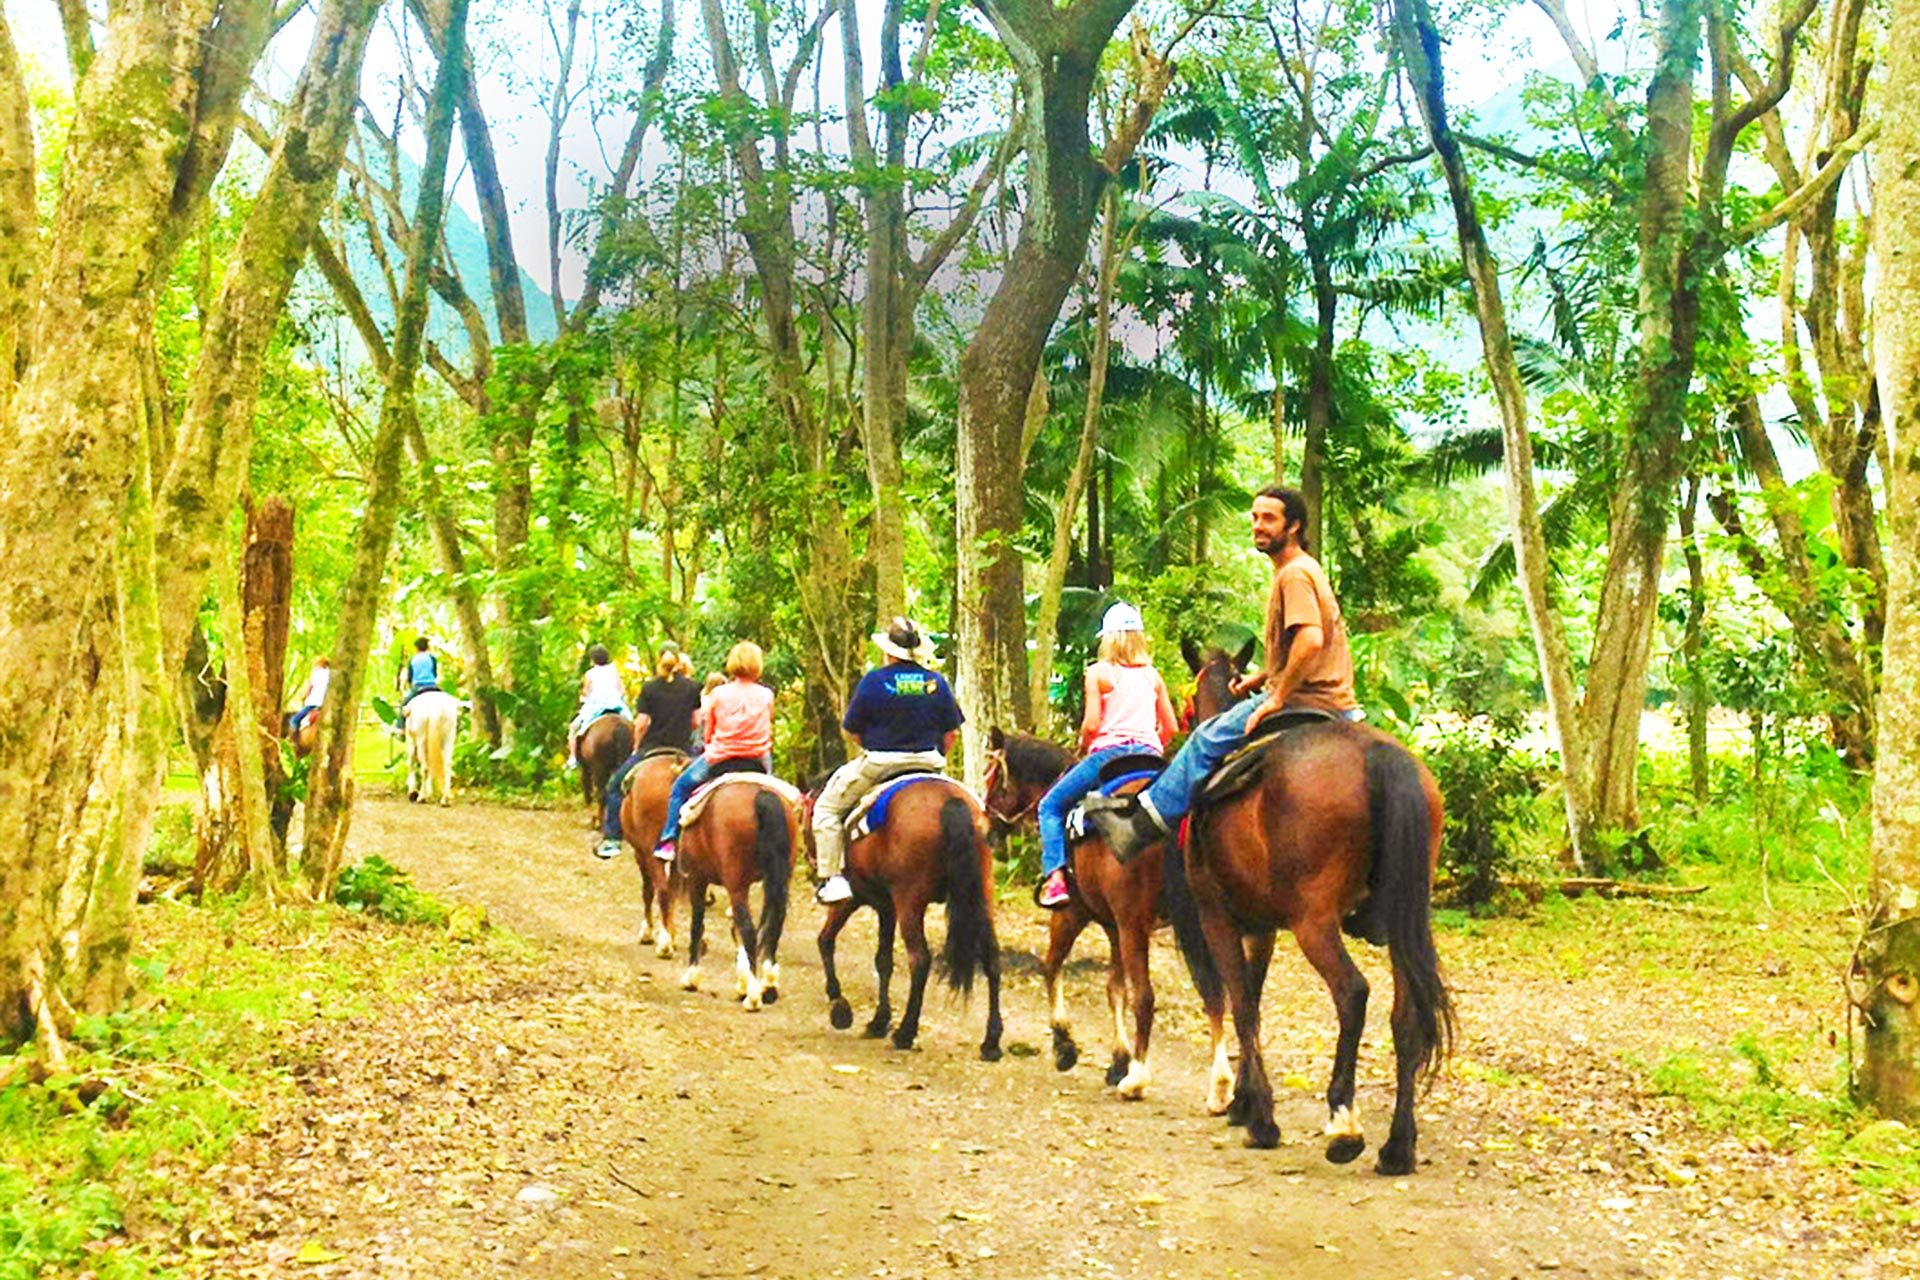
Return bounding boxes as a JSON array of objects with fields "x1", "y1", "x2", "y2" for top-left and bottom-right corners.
[{"x1": 1035, "y1": 604, "x2": 1178, "y2": 909}]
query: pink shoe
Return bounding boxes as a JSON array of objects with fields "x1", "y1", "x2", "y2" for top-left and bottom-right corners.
[
  {"x1": 1037, "y1": 870, "x2": 1070, "y2": 910},
  {"x1": 653, "y1": 840, "x2": 676, "y2": 864}
]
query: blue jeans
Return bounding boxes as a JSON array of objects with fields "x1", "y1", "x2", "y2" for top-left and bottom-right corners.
[
  {"x1": 658, "y1": 754, "x2": 772, "y2": 846},
  {"x1": 1139, "y1": 696, "x2": 1261, "y2": 828},
  {"x1": 1039, "y1": 745, "x2": 1155, "y2": 876},
  {"x1": 602, "y1": 751, "x2": 642, "y2": 840}
]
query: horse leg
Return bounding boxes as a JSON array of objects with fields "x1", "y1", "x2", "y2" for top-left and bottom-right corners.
[
  {"x1": 1202, "y1": 984, "x2": 1234, "y2": 1116},
  {"x1": 730, "y1": 889, "x2": 764, "y2": 1011},
  {"x1": 864, "y1": 901, "x2": 897, "y2": 1039},
  {"x1": 652, "y1": 859, "x2": 677, "y2": 958},
  {"x1": 890, "y1": 900, "x2": 933, "y2": 1052},
  {"x1": 1294, "y1": 918, "x2": 1371, "y2": 1164},
  {"x1": 1226, "y1": 932, "x2": 1277, "y2": 1128},
  {"x1": 1100, "y1": 923, "x2": 1132, "y2": 1086},
  {"x1": 1201, "y1": 909, "x2": 1278, "y2": 1148},
  {"x1": 818, "y1": 898, "x2": 858, "y2": 1030},
  {"x1": 1378, "y1": 980, "x2": 1423, "y2": 1176},
  {"x1": 1114, "y1": 908, "x2": 1156, "y2": 1101},
  {"x1": 681, "y1": 878, "x2": 708, "y2": 991},
  {"x1": 1043, "y1": 902, "x2": 1092, "y2": 1072},
  {"x1": 979, "y1": 881, "x2": 1004, "y2": 1063}
]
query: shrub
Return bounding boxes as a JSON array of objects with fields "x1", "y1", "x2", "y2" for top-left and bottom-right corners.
[
  {"x1": 332, "y1": 855, "x2": 449, "y2": 926},
  {"x1": 1422, "y1": 711, "x2": 1548, "y2": 912}
]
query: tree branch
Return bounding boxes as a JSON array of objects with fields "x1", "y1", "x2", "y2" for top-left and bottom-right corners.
[{"x1": 1734, "y1": 118, "x2": 1879, "y2": 243}]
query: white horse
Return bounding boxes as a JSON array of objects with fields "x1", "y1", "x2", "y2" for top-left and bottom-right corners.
[{"x1": 404, "y1": 690, "x2": 461, "y2": 806}]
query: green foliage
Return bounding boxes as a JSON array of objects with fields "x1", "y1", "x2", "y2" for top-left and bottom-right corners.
[
  {"x1": 332, "y1": 855, "x2": 450, "y2": 926},
  {"x1": 1422, "y1": 712, "x2": 1551, "y2": 912},
  {"x1": 142, "y1": 804, "x2": 195, "y2": 879}
]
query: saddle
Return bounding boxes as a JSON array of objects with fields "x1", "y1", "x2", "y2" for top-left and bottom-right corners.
[
  {"x1": 680, "y1": 771, "x2": 804, "y2": 829},
  {"x1": 618, "y1": 746, "x2": 688, "y2": 794},
  {"x1": 1064, "y1": 752, "x2": 1166, "y2": 846},
  {"x1": 1194, "y1": 708, "x2": 1343, "y2": 809}
]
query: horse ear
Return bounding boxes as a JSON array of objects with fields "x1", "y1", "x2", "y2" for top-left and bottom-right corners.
[
  {"x1": 989, "y1": 725, "x2": 1006, "y2": 750},
  {"x1": 1180, "y1": 636, "x2": 1203, "y2": 674},
  {"x1": 1233, "y1": 635, "x2": 1258, "y2": 672}
]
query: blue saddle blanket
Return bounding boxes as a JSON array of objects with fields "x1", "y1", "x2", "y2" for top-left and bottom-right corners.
[
  {"x1": 847, "y1": 773, "x2": 963, "y2": 842},
  {"x1": 1063, "y1": 768, "x2": 1161, "y2": 844}
]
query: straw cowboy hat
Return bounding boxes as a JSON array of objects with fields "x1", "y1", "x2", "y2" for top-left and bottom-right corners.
[{"x1": 873, "y1": 617, "x2": 938, "y2": 665}]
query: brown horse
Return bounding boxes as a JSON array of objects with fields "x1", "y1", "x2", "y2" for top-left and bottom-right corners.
[
  {"x1": 986, "y1": 730, "x2": 1190, "y2": 1103},
  {"x1": 1164, "y1": 721, "x2": 1453, "y2": 1176},
  {"x1": 676, "y1": 778, "x2": 796, "y2": 1010},
  {"x1": 1178, "y1": 636, "x2": 1256, "y2": 730},
  {"x1": 579, "y1": 713, "x2": 634, "y2": 821},
  {"x1": 811, "y1": 777, "x2": 1004, "y2": 1060},
  {"x1": 619, "y1": 749, "x2": 685, "y2": 958}
]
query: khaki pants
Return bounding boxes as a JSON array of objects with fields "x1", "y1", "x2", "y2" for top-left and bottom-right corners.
[{"x1": 812, "y1": 750, "x2": 948, "y2": 877}]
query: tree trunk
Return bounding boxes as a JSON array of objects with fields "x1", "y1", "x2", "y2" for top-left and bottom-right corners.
[
  {"x1": 1679, "y1": 477, "x2": 1709, "y2": 809},
  {"x1": 1301, "y1": 247, "x2": 1335, "y2": 554},
  {"x1": 0, "y1": 0, "x2": 275, "y2": 1042},
  {"x1": 242, "y1": 497, "x2": 295, "y2": 846},
  {"x1": 1864, "y1": 14, "x2": 1920, "y2": 1121},
  {"x1": 956, "y1": 0, "x2": 1135, "y2": 780},
  {"x1": 1392, "y1": 0, "x2": 1597, "y2": 868},
  {"x1": 212, "y1": 533, "x2": 278, "y2": 895},
  {"x1": 407, "y1": 419, "x2": 500, "y2": 746},
  {"x1": 1030, "y1": 187, "x2": 1120, "y2": 729},
  {"x1": 303, "y1": 0, "x2": 469, "y2": 895}
]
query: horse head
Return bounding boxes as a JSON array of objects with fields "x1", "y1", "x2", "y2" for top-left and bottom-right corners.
[
  {"x1": 982, "y1": 726, "x2": 1073, "y2": 829},
  {"x1": 1184, "y1": 635, "x2": 1256, "y2": 728}
]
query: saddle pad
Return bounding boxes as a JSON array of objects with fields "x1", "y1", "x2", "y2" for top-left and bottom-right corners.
[
  {"x1": 619, "y1": 748, "x2": 688, "y2": 794},
  {"x1": 846, "y1": 773, "x2": 973, "y2": 844},
  {"x1": 1064, "y1": 770, "x2": 1160, "y2": 845},
  {"x1": 681, "y1": 772, "x2": 803, "y2": 829},
  {"x1": 1095, "y1": 751, "x2": 1164, "y2": 785},
  {"x1": 1195, "y1": 715, "x2": 1345, "y2": 810}
]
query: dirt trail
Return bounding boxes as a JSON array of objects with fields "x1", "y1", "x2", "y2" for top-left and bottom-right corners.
[{"x1": 202, "y1": 797, "x2": 1912, "y2": 1279}]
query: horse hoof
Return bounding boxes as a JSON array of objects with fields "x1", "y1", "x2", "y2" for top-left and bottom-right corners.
[
  {"x1": 829, "y1": 999, "x2": 854, "y2": 1030},
  {"x1": 743, "y1": 994, "x2": 762, "y2": 1012},
  {"x1": 761, "y1": 986, "x2": 779, "y2": 1005},
  {"x1": 1245, "y1": 1120, "x2": 1282, "y2": 1150},
  {"x1": 408, "y1": 791, "x2": 420, "y2": 804},
  {"x1": 980, "y1": 1042, "x2": 1003, "y2": 1063},
  {"x1": 1104, "y1": 1054, "x2": 1130, "y2": 1088},
  {"x1": 890, "y1": 1028, "x2": 917, "y2": 1052},
  {"x1": 655, "y1": 941, "x2": 675, "y2": 961},
  {"x1": 439, "y1": 797, "x2": 451, "y2": 808},
  {"x1": 1116, "y1": 1064, "x2": 1151, "y2": 1100},
  {"x1": 679, "y1": 967, "x2": 700, "y2": 991},
  {"x1": 862, "y1": 1017, "x2": 891, "y2": 1040},
  {"x1": 1326, "y1": 1135, "x2": 1367, "y2": 1165},
  {"x1": 1052, "y1": 1034, "x2": 1079, "y2": 1073},
  {"x1": 1226, "y1": 1092, "x2": 1251, "y2": 1127},
  {"x1": 1205, "y1": 1085, "x2": 1233, "y2": 1116},
  {"x1": 1375, "y1": 1144, "x2": 1416, "y2": 1177}
]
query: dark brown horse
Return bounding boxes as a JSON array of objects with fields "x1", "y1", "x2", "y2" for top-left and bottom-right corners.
[
  {"x1": 1178, "y1": 636, "x2": 1256, "y2": 730},
  {"x1": 579, "y1": 713, "x2": 634, "y2": 821},
  {"x1": 811, "y1": 778, "x2": 1004, "y2": 1060},
  {"x1": 1164, "y1": 721, "x2": 1453, "y2": 1176},
  {"x1": 675, "y1": 777, "x2": 797, "y2": 1010},
  {"x1": 618, "y1": 749, "x2": 685, "y2": 958}
]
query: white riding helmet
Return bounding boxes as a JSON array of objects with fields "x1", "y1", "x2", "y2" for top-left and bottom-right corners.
[{"x1": 1099, "y1": 602, "x2": 1145, "y2": 636}]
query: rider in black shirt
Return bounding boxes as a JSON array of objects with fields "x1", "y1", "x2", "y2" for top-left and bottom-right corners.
[{"x1": 596, "y1": 647, "x2": 702, "y2": 858}]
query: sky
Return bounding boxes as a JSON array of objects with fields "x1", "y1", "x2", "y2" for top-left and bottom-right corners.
[{"x1": 3, "y1": 0, "x2": 1631, "y2": 308}]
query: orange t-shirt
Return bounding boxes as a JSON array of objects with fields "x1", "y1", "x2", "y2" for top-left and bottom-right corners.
[
  {"x1": 1263, "y1": 552, "x2": 1357, "y2": 713},
  {"x1": 703, "y1": 679, "x2": 774, "y2": 762}
]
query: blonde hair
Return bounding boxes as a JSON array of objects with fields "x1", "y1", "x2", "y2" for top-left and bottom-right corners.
[
  {"x1": 676, "y1": 653, "x2": 695, "y2": 677},
  {"x1": 724, "y1": 641, "x2": 764, "y2": 680},
  {"x1": 1098, "y1": 630, "x2": 1151, "y2": 666},
  {"x1": 702, "y1": 672, "x2": 726, "y2": 694}
]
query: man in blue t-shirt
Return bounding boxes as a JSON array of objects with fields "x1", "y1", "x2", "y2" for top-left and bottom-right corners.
[{"x1": 810, "y1": 617, "x2": 964, "y2": 904}]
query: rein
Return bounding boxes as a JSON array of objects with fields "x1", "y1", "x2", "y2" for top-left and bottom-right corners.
[{"x1": 981, "y1": 749, "x2": 1041, "y2": 827}]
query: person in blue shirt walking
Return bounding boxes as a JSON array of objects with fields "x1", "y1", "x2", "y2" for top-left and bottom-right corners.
[{"x1": 809, "y1": 618, "x2": 964, "y2": 905}]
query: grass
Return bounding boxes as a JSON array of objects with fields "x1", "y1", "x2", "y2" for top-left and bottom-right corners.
[{"x1": 0, "y1": 871, "x2": 491, "y2": 1280}]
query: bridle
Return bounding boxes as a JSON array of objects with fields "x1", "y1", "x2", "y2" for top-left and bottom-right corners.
[{"x1": 981, "y1": 749, "x2": 1039, "y2": 828}]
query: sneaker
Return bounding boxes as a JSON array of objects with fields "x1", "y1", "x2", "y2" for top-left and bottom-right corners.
[
  {"x1": 1037, "y1": 869, "x2": 1071, "y2": 909},
  {"x1": 652, "y1": 841, "x2": 676, "y2": 863},
  {"x1": 1080, "y1": 796, "x2": 1168, "y2": 864},
  {"x1": 594, "y1": 838, "x2": 623, "y2": 861},
  {"x1": 815, "y1": 875, "x2": 853, "y2": 904}
]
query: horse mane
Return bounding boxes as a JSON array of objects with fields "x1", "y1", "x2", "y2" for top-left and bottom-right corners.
[{"x1": 1002, "y1": 733, "x2": 1075, "y2": 785}]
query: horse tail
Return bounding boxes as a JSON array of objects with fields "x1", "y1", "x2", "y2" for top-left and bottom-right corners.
[
  {"x1": 428, "y1": 698, "x2": 455, "y2": 800},
  {"x1": 1367, "y1": 740, "x2": 1455, "y2": 1085},
  {"x1": 752, "y1": 789, "x2": 791, "y2": 951},
  {"x1": 938, "y1": 795, "x2": 994, "y2": 995},
  {"x1": 1158, "y1": 829, "x2": 1221, "y2": 1009}
]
